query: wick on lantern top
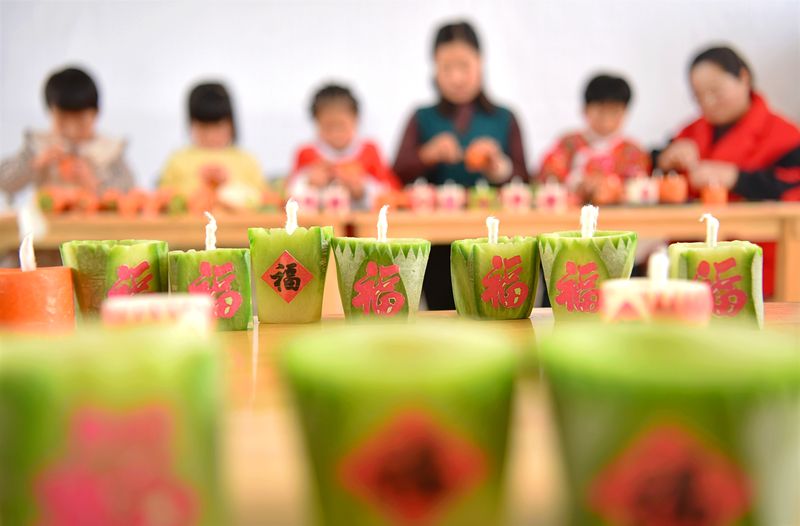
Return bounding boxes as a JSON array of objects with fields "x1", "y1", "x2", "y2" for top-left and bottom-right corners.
[
  {"x1": 647, "y1": 249, "x2": 669, "y2": 285},
  {"x1": 580, "y1": 205, "x2": 599, "y2": 239},
  {"x1": 19, "y1": 232, "x2": 37, "y2": 272},
  {"x1": 700, "y1": 213, "x2": 719, "y2": 248},
  {"x1": 285, "y1": 198, "x2": 300, "y2": 235},
  {"x1": 486, "y1": 216, "x2": 499, "y2": 244},
  {"x1": 204, "y1": 211, "x2": 217, "y2": 251},
  {"x1": 377, "y1": 205, "x2": 389, "y2": 242}
]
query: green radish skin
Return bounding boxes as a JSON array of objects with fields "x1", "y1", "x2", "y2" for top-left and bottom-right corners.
[
  {"x1": 538, "y1": 231, "x2": 637, "y2": 323},
  {"x1": 450, "y1": 236, "x2": 539, "y2": 320},
  {"x1": 541, "y1": 324, "x2": 800, "y2": 526},
  {"x1": 248, "y1": 226, "x2": 333, "y2": 324},
  {"x1": 60, "y1": 240, "x2": 168, "y2": 317},
  {"x1": 0, "y1": 327, "x2": 225, "y2": 526},
  {"x1": 168, "y1": 249, "x2": 252, "y2": 331},
  {"x1": 331, "y1": 237, "x2": 431, "y2": 320},
  {"x1": 668, "y1": 241, "x2": 764, "y2": 329},
  {"x1": 281, "y1": 323, "x2": 518, "y2": 526}
]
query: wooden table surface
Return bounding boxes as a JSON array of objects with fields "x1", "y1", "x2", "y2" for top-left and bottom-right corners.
[
  {"x1": 221, "y1": 304, "x2": 800, "y2": 526},
  {"x1": 2, "y1": 202, "x2": 800, "y2": 300}
]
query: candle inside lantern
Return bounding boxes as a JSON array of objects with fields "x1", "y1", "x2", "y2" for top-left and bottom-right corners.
[
  {"x1": 407, "y1": 178, "x2": 436, "y2": 212},
  {"x1": 450, "y1": 216, "x2": 539, "y2": 320},
  {"x1": 436, "y1": 180, "x2": 467, "y2": 211},
  {"x1": 248, "y1": 199, "x2": 333, "y2": 323},
  {"x1": 281, "y1": 322, "x2": 518, "y2": 526},
  {"x1": 467, "y1": 179, "x2": 498, "y2": 210},
  {"x1": 541, "y1": 323, "x2": 800, "y2": 524},
  {"x1": 668, "y1": 213, "x2": 763, "y2": 328},
  {"x1": 600, "y1": 249, "x2": 713, "y2": 325},
  {"x1": 535, "y1": 178, "x2": 568, "y2": 213},
  {"x1": 332, "y1": 205, "x2": 430, "y2": 320},
  {"x1": 0, "y1": 233, "x2": 75, "y2": 332},
  {"x1": 60, "y1": 239, "x2": 168, "y2": 317},
  {"x1": 500, "y1": 177, "x2": 532, "y2": 212},
  {"x1": 539, "y1": 205, "x2": 637, "y2": 322},
  {"x1": 0, "y1": 325, "x2": 225, "y2": 524},
  {"x1": 168, "y1": 212, "x2": 252, "y2": 331}
]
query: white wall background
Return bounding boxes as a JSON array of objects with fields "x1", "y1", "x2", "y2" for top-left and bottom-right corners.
[{"x1": 1, "y1": 0, "x2": 799, "y2": 189}]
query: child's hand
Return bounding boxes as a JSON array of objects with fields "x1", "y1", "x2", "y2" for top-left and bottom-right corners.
[
  {"x1": 658, "y1": 139, "x2": 699, "y2": 172},
  {"x1": 306, "y1": 161, "x2": 332, "y2": 188},
  {"x1": 690, "y1": 161, "x2": 738, "y2": 190},
  {"x1": 468, "y1": 138, "x2": 511, "y2": 183},
  {"x1": 200, "y1": 164, "x2": 229, "y2": 188},
  {"x1": 419, "y1": 133, "x2": 463, "y2": 165},
  {"x1": 32, "y1": 143, "x2": 65, "y2": 171},
  {"x1": 72, "y1": 158, "x2": 99, "y2": 193},
  {"x1": 333, "y1": 162, "x2": 366, "y2": 199}
]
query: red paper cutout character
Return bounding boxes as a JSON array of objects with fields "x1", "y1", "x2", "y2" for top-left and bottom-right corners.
[
  {"x1": 340, "y1": 411, "x2": 486, "y2": 524},
  {"x1": 352, "y1": 261, "x2": 406, "y2": 316},
  {"x1": 694, "y1": 257, "x2": 747, "y2": 316},
  {"x1": 36, "y1": 405, "x2": 198, "y2": 526},
  {"x1": 590, "y1": 423, "x2": 750, "y2": 526},
  {"x1": 263, "y1": 250, "x2": 313, "y2": 303},
  {"x1": 555, "y1": 261, "x2": 600, "y2": 312},
  {"x1": 481, "y1": 255, "x2": 529, "y2": 309},
  {"x1": 188, "y1": 261, "x2": 242, "y2": 319},
  {"x1": 108, "y1": 261, "x2": 153, "y2": 296}
]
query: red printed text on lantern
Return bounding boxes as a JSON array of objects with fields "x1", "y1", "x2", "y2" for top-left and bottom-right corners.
[
  {"x1": 108, "y1": 262, "x2": 153, "y2": 296},
  {"x1": 693, "y1": 257, "x2": 746, "y2": 316},
  {"x1": 188, "y1": 261, "x2": 242, "y2": 319},
  {"x1": 481, "y1": 255, "x2": 529, "y2": 308},
  {"x1": 352, "y1": 261, "x2": 405, "y2": 316},
  {"x1": 555, "y1": 261, "x2": 600, "y2": 312}
]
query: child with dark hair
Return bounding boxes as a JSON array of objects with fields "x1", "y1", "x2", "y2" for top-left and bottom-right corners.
[
  {"x1": 287, "y1": 83, "x2": 399, "y2": 209},
  {"x1": 539, "y1": 73, "x2": 650, "y2": 203},
  {"x1": 0, "y1": 66, "x2": 133, "y2": 200},
  {"x1": 159, "y1": 82, "x2": 264, "y2": 196}
]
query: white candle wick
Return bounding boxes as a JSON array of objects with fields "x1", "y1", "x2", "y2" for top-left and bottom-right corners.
[
  {"x1": 377, "y1": 205, "x2": 389, "y2": 242},
  {"x1": 700, "y1": 213, "x2": 719, "y2": 248},
  {"x1": 285, "y1": 198, "x2": 299, "y2": 235},
  {"x1": 580, "y1": 205, "x2": 599, "y2": 238},
  {"x1": 19, "y1": 232, "x2": 37, "y2": 272},
  {"x1": 486, "y1": 216, "x2": 499, "y2": 244},
  {"x1": 647, "y1": 249, "x2": 669, "y2": 284},
  {"x1": 204, "y1": 211, "x2": 217, "y2": 251}
]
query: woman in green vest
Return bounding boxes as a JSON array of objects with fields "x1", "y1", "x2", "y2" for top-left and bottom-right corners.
[{"x1": 393, "y1": 20, "x2": 529, "y2": 309}]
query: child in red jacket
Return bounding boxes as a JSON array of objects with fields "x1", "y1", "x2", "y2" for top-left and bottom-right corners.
[
  {"x1": 287, "y1": 84, "x2": 399, "y2": 209},
  {"x1": 539, "y1": 74, "x2": 650, "y2": 204}
]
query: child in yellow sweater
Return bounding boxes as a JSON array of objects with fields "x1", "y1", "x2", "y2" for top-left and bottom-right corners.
[{"x1": 159, "y1": 82, "x2": 264, "y2": 199}]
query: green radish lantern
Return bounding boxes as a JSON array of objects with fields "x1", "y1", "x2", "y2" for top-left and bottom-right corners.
[
  {"x1": 60, "y1": 239, "x2": 169, "y2": 317},
  {"x1": 541, "y1": 324, "x2": 800, "y2": 525},
  {"x1": 668, "y1": 213, "x2": 764, "y2": 328},
  {"x1": 281, "y1": 321, "x2": 519, "y2": 526},
  {"x1": 539, "y1": 205, "x2": 637, "y2": 322},
  {"x1": 451, "y1": 216, "x2": 539, "y2": 320},
  {"x1": 169, "y1": 212, "x2": 252, "y2": 331},
  {"x1": 0, "y1": 326, "x2": 225, "y2": 525},
  {"x1": 332, "y1": 206, "x2": 430, "y2": 320},
  {"x1": 249, "y1": 199, "x2": 333, "y2": 324}
]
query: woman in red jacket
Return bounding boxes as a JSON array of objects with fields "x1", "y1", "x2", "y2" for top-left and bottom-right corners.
[{"x1": 657, "y1": 45, "x2": 800, "y2": 295}]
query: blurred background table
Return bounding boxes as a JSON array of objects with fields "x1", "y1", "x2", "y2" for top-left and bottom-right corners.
[
  {"x1": 223, "y1": 304, "x2": 800, "y2": 526},
  {"x1": 2, "y1": 202, "x2": 800, "y2": 300}
]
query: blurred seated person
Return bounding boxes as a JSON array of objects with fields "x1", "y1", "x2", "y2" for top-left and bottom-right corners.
[
  {"x1": 0, "y1": 66, "x2": 133, "y2": 203},
  {"x1": 159, "y1": 82, "x2": 264, "y2": 197},
  {"x1": 539, "y1": 73, "x2": 650, "y2": 204},
  {"x1": 656, "y1": 45, "x2": 800, "y2": 297},
  {"x1": 287, "y1": 84, "x2": 399, "y2": 210}
]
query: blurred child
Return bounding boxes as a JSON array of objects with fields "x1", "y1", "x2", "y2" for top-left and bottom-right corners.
[
  {"x1": 160, "y1": 82, "x2": 264, "y2": 197},
  {"x1": 0, "y1": 67, "x2": 134, "y2": 201},
  {"x1": 287, "y1": 84, "x2": 399, "y2": 209},
  {"x1": 539, "y1": 74, "x2": 650, "y2": 203}
]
